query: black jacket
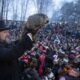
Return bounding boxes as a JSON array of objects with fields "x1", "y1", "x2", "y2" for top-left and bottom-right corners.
[
  {"x1": 64, "y1": 74, "x2": 80, "y2": 80},
  {"x1": 24, "y1": 68, "x2": 41, "y2": 80},
  {"x1": 0, "y1": 35, "x2": 33, "y2": 80}
]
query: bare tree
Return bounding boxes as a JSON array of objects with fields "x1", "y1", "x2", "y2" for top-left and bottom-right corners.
[
  {"x1": 20, "y1": 0, "x2": 24, "y2": 21},
  {"x1": 5, "y1": 0, "x2": 11, "y2": 21},
  {"x1": 36, "y1": 0, "x2": 52, "y2": 14},
  {"x1": 12, "y1": 0, "x2": 18, "y2": 21},
  {"x1": 36, "y1": 0, "x2": 44, "y2": 13},
  {"x1": 20, "y1": 0, "x2": 29, "y2": 21},
  {"x1": 0, "y1": 0, "x2": 5, "y2": 19}
]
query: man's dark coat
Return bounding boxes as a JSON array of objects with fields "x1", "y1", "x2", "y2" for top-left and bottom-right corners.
[{"x1": 0, "y1": 35, "x2": 33, "y2": 80}]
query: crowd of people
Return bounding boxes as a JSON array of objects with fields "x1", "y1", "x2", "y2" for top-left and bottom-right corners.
[{"x1": 18, "y1": 22, "x2": 80, "y2": 80}]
